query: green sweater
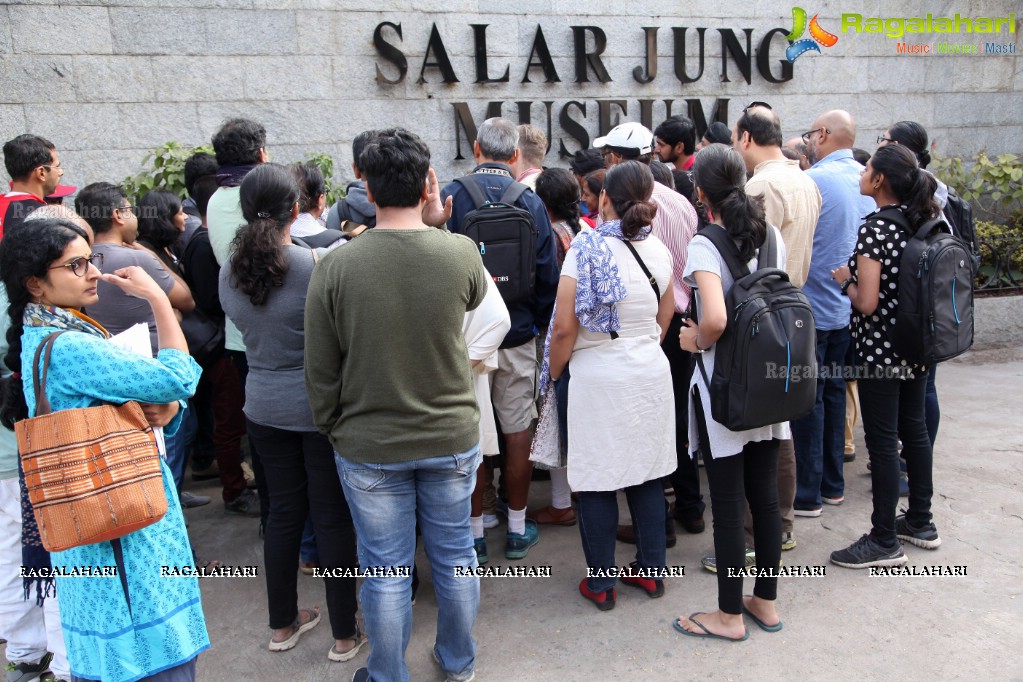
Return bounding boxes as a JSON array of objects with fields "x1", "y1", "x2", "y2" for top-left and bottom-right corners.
[{"x1": 304, "y1": 227, "x2": 488, "y2": 463}]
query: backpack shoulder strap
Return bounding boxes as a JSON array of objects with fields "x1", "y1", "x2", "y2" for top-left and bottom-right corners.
[
  {"x1": 698, "y1": 224, "x2": 751, "y2": 280},
  {"x1": 454, "y1": 176, "x2": 489, "y2": 210},
  {"x1": 498, "y1": 182, "x2": 529, "y2": 207},
  {"x1": 756, "y1": 227, "x2": 778, "y2": 272}
]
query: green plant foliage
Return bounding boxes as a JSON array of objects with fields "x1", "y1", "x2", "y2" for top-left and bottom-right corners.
[
  {"x1": 121, "y1": 142, "x2": 215, "y2": 203},
  {"x1": 974, "y1": 219, "x2": 1023, "y2": 289},
  {"x1": 303, "y1": 151, "x2": 345, "y2": 207},
  {"x1": 933, "y1": 150, "x2": 1023, "y2": 225}
]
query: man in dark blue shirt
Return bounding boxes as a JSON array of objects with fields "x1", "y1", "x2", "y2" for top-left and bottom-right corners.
[{"x1": 442, "y1": 117, "x2": 558, "y2": 562}]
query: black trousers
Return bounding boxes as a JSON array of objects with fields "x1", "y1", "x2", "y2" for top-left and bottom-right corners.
[
  {"x1": 662, "y1": 313, "x2": 704, "y2": 521},
  {"x1": 859, "y1": 372, "x2": 932, "y2": 546},
  {"x1": 247, "y1": 420, "x2": 358, "y2": 640},
  {"x1": 694, "y1": 388, "x2": 781, "y2": 615},
  {"x1": 229, "y1": 350, "x2": 270, "y2": 529}
]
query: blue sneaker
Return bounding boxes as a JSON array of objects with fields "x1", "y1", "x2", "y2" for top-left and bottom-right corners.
[
  {"x1": 474, "y1": 536, "x2": 489, "y2": 565},
  {"x1": 505, "y1": 520, "x2": 539, "y2": 560}
]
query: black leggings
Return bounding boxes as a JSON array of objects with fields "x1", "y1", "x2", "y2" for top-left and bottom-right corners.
[
  {"x1": 247, "y1": 420, "x2": 358, "y2": 639},
  {"x1": 694, "y1": 389, "x2": 781, "y2": 615}
]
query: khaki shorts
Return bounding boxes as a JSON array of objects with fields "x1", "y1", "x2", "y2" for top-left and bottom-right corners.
[{"x1": 491, "y1": 338, "x2": 538, "y2": 433}]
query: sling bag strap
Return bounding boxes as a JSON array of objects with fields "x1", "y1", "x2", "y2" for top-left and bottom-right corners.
[
  {"x1": 30, "y1": 331, "x2": 67, "y2": 417},
  {"x1": 620, "y1": 239, "x2": 660, "y2": 301}
]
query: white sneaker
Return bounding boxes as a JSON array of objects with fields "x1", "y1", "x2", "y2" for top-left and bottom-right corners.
[{"x1": 482, "y1": 514, "x2": 500, "y2": 529}]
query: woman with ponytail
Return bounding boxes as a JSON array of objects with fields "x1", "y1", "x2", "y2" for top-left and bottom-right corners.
[
  {"x1": 218, "y1": 163, "x2": 363, "y2": 661},
  {"x1": 879, "y1": 121, "x2": 947, "y2": 448},
  {"x1": 675, "y1": 144, "x2": 788, "y2": 641},
  {"x1": 535, "y1": 168, "x2": 585, "y2": 268},
  {"x1": 0, "y1": 218, "x2": 207, "y2": 681},
  {"x1": 545, "y1": 160, "x2": 676, "y2": 610},
  {"x1": 829, "y1": 143, "x2": 940, "y2": 568}
]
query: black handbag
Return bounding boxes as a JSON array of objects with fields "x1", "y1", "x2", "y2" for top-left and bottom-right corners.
[{"x1": 179, "y1": 307, "x2": 224, "y2": 367}]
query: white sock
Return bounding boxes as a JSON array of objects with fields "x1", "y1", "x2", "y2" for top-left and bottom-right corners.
[
  {"x1": 508, "y1": 506, "x2": 526, "y2": 536},
  {"x1": 550, "y1": 467, "x2": 572, "y2": 509},
  {"x1": 470, "y1": 516, "x2": 484, "y2": 539}
]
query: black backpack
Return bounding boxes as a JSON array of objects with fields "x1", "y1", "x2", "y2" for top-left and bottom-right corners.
[
  {"x1": 454, "y1": 177, "x2": 537, "y2": 305},
  {"x1": 694, "y1": 226, "x2": 817, "y2": 431},
  {"x1": 883, "y1": 208, "x2": 974, "y2": 365},
  {"x1": 942, "y1": 186, "x2": 980, "y2": 271}
]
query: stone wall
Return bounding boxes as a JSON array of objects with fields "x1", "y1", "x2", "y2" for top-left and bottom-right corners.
[{"x1": 1, "y1": 0, "x2": 1020, "y2": 186}]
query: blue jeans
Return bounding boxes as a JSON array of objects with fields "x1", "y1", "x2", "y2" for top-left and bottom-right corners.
[
  {"x1": 336, "y1": 445, "x2": 482, "y2": 682},
  {"x1": 576, "y1": 478, "x2": 666, "y2": 593},
  {"x1": 165, "y1": 404, "x2": 194, "y2": 492},
  {"x1": 792, "y1": 327, "x2": 849, "y2": 509},
  {"x1": 300, "y1": 517, "x2": 318, "y2": 564}
]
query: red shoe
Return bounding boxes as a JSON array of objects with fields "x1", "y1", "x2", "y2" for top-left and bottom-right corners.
[
  {"x1": 579, "y1": 578, "x2": 616, "y2": 611},
  {"x1": 620, "y1": 573, "x2": 665, "y2": 598}
]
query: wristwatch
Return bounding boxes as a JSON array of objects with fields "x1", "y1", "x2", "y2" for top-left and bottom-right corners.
[{"x1": 840, "y1": 278, "x2": 854, "y2": 295}]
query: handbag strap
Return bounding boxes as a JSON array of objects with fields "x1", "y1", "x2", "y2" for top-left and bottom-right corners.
[
  {"x1": 30, "y1": 331, "x2": 67, "y2": 417},
  {"x1": 621, "y1": 239, "x2": 660, "y2": 300}
]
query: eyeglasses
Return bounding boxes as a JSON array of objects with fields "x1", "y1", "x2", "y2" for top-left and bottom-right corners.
[
  {"x1": 801, "y1": 127, "x2": 831, "y2": 143},
  {"x1": 49, "y1": 253, "x2": 104, "y2": 277},
  {"x1": 40, "y1": 164, "x2": 65, "y2": 174},
  {"x1": 743, "y1": 101, "x2": 772, "y2": 113},
  {"x1": 876, "y1": 135, "x2": 893, "y2": 144},
  {"x1": 116, "y1": 204, "x2": 136, "y2": 215}
]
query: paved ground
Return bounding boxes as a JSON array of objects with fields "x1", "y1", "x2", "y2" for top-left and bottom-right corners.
[{"x1": 5, "y1": 345, "x2": 1023, "y2": 681}]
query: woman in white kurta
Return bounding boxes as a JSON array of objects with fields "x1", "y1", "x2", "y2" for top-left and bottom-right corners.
[{"x1": 547, "y1": 161, "x2": 676, "y2": 610}]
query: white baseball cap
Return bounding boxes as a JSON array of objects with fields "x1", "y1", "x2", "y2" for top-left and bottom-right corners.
[{"x1": 592, "y1": 122, "x2": 654, "y2": 155}]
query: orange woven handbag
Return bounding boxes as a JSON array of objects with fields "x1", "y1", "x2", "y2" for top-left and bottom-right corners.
[{"x1": 15, "y1": 331, "x2": 168, "y2": 552}]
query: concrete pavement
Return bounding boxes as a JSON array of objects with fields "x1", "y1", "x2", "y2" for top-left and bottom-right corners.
[{"x1": 5, "y1": 345, "x2": 1022, "y2": 681}]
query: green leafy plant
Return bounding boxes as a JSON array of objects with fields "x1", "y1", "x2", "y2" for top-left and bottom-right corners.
[
  {"x1": 974, "y1": 219, "x2": 1023, "y2": 290},
  {"x1": 121, "y1": 142, "x2": 215, "y2": 203},
  {"x1": 303, "y1": 151, "x2": 345, "y2": 207},
  {"x1": 932, "y1": 151, "x2": 1023, "y2": 225}
]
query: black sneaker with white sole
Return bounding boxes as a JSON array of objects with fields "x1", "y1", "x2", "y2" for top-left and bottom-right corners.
[
  {"x1": 895, "y1": 514, "x2": 941, "y2": 549},
  {"x1": 830, "y1": 533, "x2": 907, "y2": 569}
]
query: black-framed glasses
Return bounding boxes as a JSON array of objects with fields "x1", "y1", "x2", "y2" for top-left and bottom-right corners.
[
  {"x1": 49, "y1": 253, "x2": 104, "y2": 277},
  {"x1": 116, "y1": 204, "x2": 136, "y2": 215},
  {"x1": 801, "y1": 127, "x2": 831, "y2": 143},
  {"x1": 743, "y1": 101, "x2": 772, "y2": 113},
  {"x1": 876, "y1": 135, "x2": 893, "y2": 144}
]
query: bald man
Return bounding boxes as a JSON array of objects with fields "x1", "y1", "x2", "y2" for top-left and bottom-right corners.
[
  {"x1": 791, "y1": 110, "x2": 875, "y2": 519},
  {"x1": 25, "y1": 202, "x2": 95, "y2": 242},
  {"x1": 783, "y1": 137, "x2": 811, "y2": 171}
]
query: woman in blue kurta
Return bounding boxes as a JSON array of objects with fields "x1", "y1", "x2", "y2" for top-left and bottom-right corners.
[{"x1": 0, "y1": 217, "x2": 209, "y2": 682}]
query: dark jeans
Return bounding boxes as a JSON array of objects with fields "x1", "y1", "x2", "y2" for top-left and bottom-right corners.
[
  {"x1": 576, "y1": 478, "x2": 666, "y2": 593},
  {"x1": 859, "y1": 373, "x2": 933, "y2": 546},
  {"x1": 662, "y1": 313, "x2": 703, "y2": 521},
  {"x1": 792, "y1": 327, "x2": 849, "y2": 508},
  {"x1": 204, "y1": 354, "x2": 247, "y2": 503},
  {"x1": 247, "y1": 420, "x2": 358, "y2": 639},
  {"x1": 230, "y1": 350, "x2": 270, "y2": 528},
  {"x1": 925, "y1": 364, "x2": 940, "y2": 446},
  {"x1": 188, "y1": 383, "x2": 216, "y2": 471},
  {"x1": 695, "y1": 388, "x2": 781, "y2": 615}
]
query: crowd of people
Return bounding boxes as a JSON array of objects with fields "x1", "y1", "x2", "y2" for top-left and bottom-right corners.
[{"x1": 0, "y1": 104, "x2": 960, "y2": 681}]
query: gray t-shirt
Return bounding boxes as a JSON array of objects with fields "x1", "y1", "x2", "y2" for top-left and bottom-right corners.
[
  {"x1": 85, "y1": 243, "x2": 175, "y2": 355},
  {"x1": 219, "y1": 244, "x2": 318, "y2": 430}
]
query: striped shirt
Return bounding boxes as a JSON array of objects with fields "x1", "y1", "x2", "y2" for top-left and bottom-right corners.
[{"x1": 650, "y1": 181, "x2": 699, "y2": 313}]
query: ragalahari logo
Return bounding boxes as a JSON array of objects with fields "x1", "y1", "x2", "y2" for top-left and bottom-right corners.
[{"x1": 786, "y1": 7, "x2": 839, "y2": 62}]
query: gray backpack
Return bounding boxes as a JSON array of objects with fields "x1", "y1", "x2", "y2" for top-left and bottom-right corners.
[{"x1": 694, "y1": 226, "x2": 817, "y2": 431}]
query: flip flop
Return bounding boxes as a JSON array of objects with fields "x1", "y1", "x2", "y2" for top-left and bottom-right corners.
[
  {"x1": 269, "y1": 607, "x2": 321, "y2": 652},
  {"x1": 673, "y1": 613, "x2": 749, "y2": 642},
  {"x1": 742, "y1": 601, "x2": 783, "y2": 632}
]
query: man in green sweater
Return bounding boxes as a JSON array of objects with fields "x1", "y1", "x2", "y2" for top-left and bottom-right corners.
[{"x1": 305, "y1": 128, "x2": 487, "y2": 682}]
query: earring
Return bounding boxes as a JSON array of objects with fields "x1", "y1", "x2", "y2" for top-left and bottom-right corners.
[{"x1": 695, "y1": 200, "x2": 704, "y2": 209}]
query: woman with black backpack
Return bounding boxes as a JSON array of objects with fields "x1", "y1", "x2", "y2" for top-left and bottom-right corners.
[
  {"x1": 829, "y1": 143, "x2": 941, "y2": 569},
  {"x1": 674, "y1": 144, "x2": 788, "y2": 642}
]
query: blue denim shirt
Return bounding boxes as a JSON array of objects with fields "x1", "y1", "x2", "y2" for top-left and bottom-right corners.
[{"x1": 804, "y1": 150, "x2": 877, "y2": 330}]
